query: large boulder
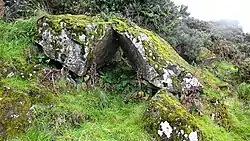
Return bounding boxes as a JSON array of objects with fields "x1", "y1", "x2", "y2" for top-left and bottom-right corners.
[
  {"x1": 144, "y1": 89, "x2": 202, "y2": 141},
  {"x1": 36, "y1": 15, "x2": 118, "y2": 76},
  {"x1": 36, "y1": 15, "x2": 203, "y2": 95}
]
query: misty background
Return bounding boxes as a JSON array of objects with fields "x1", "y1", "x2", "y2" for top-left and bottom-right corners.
[{"x1": 174, "y1": 0, "x2": 250, "y2": 33}]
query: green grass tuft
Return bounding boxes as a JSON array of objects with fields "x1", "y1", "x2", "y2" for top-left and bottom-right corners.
[{"x1": 13, "y1": 89, "x2": 150, "y2": 141}]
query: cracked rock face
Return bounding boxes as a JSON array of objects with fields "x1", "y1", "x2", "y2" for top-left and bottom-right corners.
[
  {"x1": 36, "y1": 15, "x2": 118, "y2": 76},
  {"x1": 36, "y1": 14, "x2": 203, "y2": 94}
]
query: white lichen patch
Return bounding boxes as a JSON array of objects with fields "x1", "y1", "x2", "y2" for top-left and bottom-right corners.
[
  {"x1": 180, "y1": 130, "x2": 184, "y2": 135},
  {"x1": 158, "y1": 121, "x2": 173, "y2": 138},
  {"x1": 182, "y1": 73, "x2": 202, "y2": 91},
  {"x1": 79, "y1": 34, "x2": 86, "y2": 41},
  {"x1": 211, "y1": 113, "x2": 215, "y2": 121},
  {"x1": 189, "y1": 131, "x2": 198, "y2": 141},
  {"x1": 139, "y1": 32, "x2": 149, "y2": 41}
]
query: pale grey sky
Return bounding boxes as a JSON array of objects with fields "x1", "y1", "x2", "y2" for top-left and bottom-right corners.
[{"x1": 174, "y1": 0, "x2": 250, "y2": 32}]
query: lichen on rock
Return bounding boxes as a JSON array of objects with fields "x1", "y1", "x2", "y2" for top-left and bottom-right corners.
[
  {"x1": 36, "y1": 14, "x2": 203, "y2": 97},
  {"x1": 112, "y1": 20, "x2": 203, "y2": 94},
  {"x1": 36, "y1": 15, "x2": 119, "y2": 76},
  {"x1": 144, "y1": 89, "x2": 202, "y2": 141},
  {"x1": 0, "y1": 83, "x2": 31, "y2": 139},
  {"x1": 0, "y1": 81, "x2": 55, "y2": 139}
]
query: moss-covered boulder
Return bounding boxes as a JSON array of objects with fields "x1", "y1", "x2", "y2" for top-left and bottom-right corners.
[
  {"x1": 0, "y1": 84, "x2": 31, "y2": 140},
  {"x1": 36, "y1": 15, "x2": 203, "y2": 95},
  {"x1": 36, "y1": 15, "x2": 118, "y2": 76},
  {"x1": 144, "y1": 89, "x2": 202, "y2": 141},
  {"x1": 0, "y1": 81, "x2": 54, "y2": 139}
]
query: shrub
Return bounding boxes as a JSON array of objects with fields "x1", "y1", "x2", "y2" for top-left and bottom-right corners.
[{"x1": 237, "y1": 83, "x2": 250, "y2": 101}]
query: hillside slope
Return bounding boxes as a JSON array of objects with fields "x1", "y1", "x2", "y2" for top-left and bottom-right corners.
[{"x1": 0, "y1": 16, "x2": 250, "y2": 141}]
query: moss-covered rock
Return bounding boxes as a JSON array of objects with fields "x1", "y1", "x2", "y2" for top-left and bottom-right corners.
[
  {"x1": 0, "y1": 81, "x2": 54, "y2": 139},
  {"x1": 144, "y1": 89, "x2": 202, "y2": 141},
  {"x1": 36, "y1": 15, "x2": 118, "y2": 76},
  {"x1": 36, "y1": 14, "x2": 203, "y2": 95},
  {"x1": 0, "y1": 59, "x2": 42, "y2": 80},
  {"x1": 0, "y1": 84, "x2": 31, "y2": 140}
]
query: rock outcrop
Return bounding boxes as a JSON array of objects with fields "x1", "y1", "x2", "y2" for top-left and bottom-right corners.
[
  {"x1": 36, "y1": 15, "x2": 203, "y2": 94},
  {"x1": 144, "y1": 89, "x2": 202, "y2": 141},
  {"x1": 36, "y1": 14, "x2": 204, "y2": 140}
]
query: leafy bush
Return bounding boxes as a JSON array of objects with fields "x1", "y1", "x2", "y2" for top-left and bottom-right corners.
[{"x1": 237, "y1": 83, "x2": 250, "y2": 101}]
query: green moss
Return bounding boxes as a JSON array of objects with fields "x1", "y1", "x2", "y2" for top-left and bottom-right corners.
[
  {"x1": 144, "y1": 89, "x2": 202, "y2": 140},
  {"x1": 0, "y1": 84, "x2": 31, "y2": 140},
  {"x1": 196, "y1": 47, "x2": 216, "y2": 62},
  {"x1": 112, "y1": 19, "x2": 194, "y2": 76},
  {"x1": 237, "y1": 83, "x2": 250, "y2": 101},
  {"x1": 197, "y1": 115, "x2": 241, "y2": 141},
  {"x1": 211, "y1": 61, "x2": 239, "y2": 84},
  {"x1": 197, "y1": 97, "x2": 250, "y2": 141},
  {"x1": 0, "y1": 19, "x2": 35, "y2": 60}
]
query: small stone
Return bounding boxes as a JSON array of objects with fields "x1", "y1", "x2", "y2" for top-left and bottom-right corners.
[
  {"x1": 189, "y1": 131, "x2": 198, "y2": 141},
  {"x1": 81, "y1": 82, "x2": 88, "y2": 90},
  {"x1": 211, "y1": 113, "x2": 215, "y2": 121},
  {"x1": 84, "y1": 75, "x2": 90, "y2": 82},
  {"x1": 79, "y1": 34, "x2": 86, "y2": 41},
  {"x1": 7, "y1": 72, "x2": 15, "y2": 78}
]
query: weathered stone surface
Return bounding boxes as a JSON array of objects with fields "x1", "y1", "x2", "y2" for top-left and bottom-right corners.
[
  {"x1": 36, "y1": 14, "x2": 203, "y2": 94},
  {"x1": 36, "y1": 15, "x2": 118, "y2": 76},
  {"x1": 113, "y1": 20, "x2": 203, "y2": 94},
  {"x1": 144, "y1": 89, "x2": 202, "y2": 141}
]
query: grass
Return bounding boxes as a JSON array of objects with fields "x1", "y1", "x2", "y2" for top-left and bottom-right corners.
[
  {"x1": 10, "y1": 89, "x2": 150, "y2": 141},
  {"x1": 0, "y1": 19, "x2": 35, "y2": 60},
  {"x1": 0, "y1": 19, "x2": 150, "y2": 140},
  {"x1": 1, "y1": 77, "x2": 33, "y2": 90},
  {"x1": 196, "y1": 95, "x2": 250, "y2": 141},
  {"x1": 1, "y1": 17, "x2": 250, "y2": 141}
]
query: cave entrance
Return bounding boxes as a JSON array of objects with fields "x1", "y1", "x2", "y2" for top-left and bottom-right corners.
[
  {"x1": 93, "y1": 31, "x2": 159, "y2": 96},
  {"x1": 97, "y1": 47, "x2": 158, "y2": 97}
]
